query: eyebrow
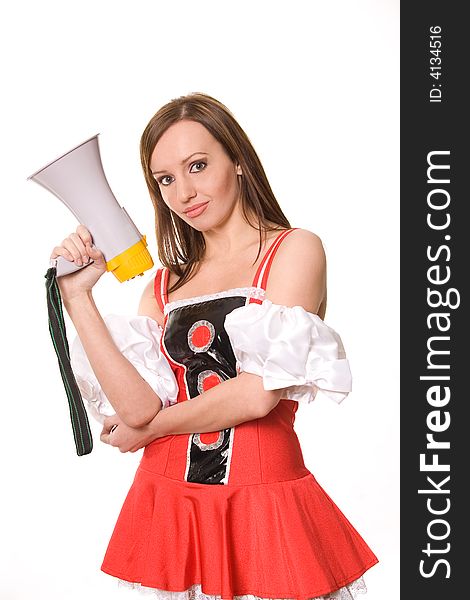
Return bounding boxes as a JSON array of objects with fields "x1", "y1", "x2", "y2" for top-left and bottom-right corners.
[{"x1": 151, "y1": 152, "x2": 208, "y2": 175}]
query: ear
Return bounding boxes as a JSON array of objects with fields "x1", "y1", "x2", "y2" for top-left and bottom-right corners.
[{"x1": 236, "y1": 163, "x2": 243, "y2": 176}]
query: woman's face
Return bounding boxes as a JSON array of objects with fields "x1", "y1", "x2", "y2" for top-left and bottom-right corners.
[{"x1": 150, "y1": 119, "x2": 242, "y2": 231}]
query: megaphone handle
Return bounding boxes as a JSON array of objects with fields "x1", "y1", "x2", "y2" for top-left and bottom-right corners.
[{"x1": 54, "y1": 254, "x2": 95, "y2": 278}]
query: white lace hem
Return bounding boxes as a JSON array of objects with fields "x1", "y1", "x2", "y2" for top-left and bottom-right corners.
[
  {"x1": 164, "y1": 287, "x2": 266, "y2": 315},
  {"x1": 117, "y1": 576, "x2": 368, "y2": 600}
]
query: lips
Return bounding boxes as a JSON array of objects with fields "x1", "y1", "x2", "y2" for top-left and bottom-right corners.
[{"x1": 183, "y1": 201, "x2": 209, "y2": 218}]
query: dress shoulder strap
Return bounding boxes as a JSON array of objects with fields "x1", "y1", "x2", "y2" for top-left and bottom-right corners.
[
  {"x1": 251, "y1": 228, "x2": 298, "y2": 291},
  {"x1": 154, "y1": 267, "x2": 169, "y2": 313}
]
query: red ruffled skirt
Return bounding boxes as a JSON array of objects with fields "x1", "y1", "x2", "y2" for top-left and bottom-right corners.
[{"x1": 101, "y1": 464, "x2": 377, "y2": 599}]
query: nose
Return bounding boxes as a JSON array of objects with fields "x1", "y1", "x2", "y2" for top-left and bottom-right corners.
[{"x1": 176, "y1": 174, "x2": 197, "y2": 205}]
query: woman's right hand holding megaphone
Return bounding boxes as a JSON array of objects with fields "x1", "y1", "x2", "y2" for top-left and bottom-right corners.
[{"x1": 50, "y1": 224, "x2": 107, "y2": 301}]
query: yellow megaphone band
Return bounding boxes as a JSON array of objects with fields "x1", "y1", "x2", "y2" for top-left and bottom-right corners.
[{"x1": 106, "y1": 235, "x2": 154, "y2": 282}]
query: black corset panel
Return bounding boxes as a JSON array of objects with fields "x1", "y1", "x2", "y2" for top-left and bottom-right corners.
[{"x1": 163, "y1": 295, "x2": 248, "y2": 484}]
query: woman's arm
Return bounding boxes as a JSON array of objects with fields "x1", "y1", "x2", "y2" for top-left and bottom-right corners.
[
  {"x1": 152, "y1": 371, "x2": 281, "y2": 434},
  {"x1": 53, "y1": 225, "x2": 163, "y2": 429},
  {"x1": 101, "y1": 229, "x2": 327, "y2": 452},
  {"x1": 65, "y1": 292, "x2": 163, "y2": 428},
  {"x1": 101, "y1": 372, "x2": 282, "y2": 452}
]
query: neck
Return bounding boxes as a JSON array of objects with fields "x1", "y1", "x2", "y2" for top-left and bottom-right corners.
[{"x1": 202, "y1": 209, "x2": 262, "y2": 262}]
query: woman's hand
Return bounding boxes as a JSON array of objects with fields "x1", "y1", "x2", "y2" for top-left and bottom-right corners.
[
  {"x1": 50, "y1": 224, "x2": 107, "y2": 301},
  {"x1": 100, "y1": 414, "x2": 161, "y2": 453}
]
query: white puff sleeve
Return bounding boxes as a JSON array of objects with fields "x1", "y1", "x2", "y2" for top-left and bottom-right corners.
[
  {"x1": 70, "y1": 314, "x2": 179, "y2": 424},
  {"x1": 224, "y1": 300, "x2": 352, "y2": 404}
]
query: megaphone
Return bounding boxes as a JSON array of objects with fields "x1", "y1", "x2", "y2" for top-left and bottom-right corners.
[
  {"x1": 28, "y1": 134, "x2": 155, "y2": 457},
  {"x1": 28, "y1": 134, "x2": 154, "y2": 281}
]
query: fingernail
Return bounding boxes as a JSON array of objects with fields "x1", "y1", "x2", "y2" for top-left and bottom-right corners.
[{"x1": 76, "y1": 258, "x2": 82, "y2": 266}]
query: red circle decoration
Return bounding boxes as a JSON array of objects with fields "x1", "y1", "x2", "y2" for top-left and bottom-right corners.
[
  {"x1": 192, "y1": 326, "x2": 211, "y2": 348},
  {"x1": 187, "y1": 320, "x2": 215, "y2": 353},
  {"x1": 197, "y1": 370, "x2": 223, "y2": 394},
  {"x1": 193, "y1": 431, "x2": 224, "y2": 450},
  {"x1": 198, "y1": 431, "x2": 222, "y2": 446}
]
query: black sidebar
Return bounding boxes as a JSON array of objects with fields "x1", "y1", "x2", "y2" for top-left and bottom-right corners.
[{"x1": 401, "y1": 3, "x2": 467, "y2": 598}]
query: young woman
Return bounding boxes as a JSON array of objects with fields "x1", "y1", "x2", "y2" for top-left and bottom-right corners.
[{"x1": 53, "y1": 92, "x2": 378, "y2": 599}]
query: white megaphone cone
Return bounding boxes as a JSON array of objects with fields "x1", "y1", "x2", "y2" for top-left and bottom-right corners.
[{"x1": 28, "y1": 134, "x2": 154, "y2": 281}]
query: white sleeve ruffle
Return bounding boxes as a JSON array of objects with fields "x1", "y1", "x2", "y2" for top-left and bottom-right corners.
[
  {"x1": 70, "y1": 314, "x2": 178, "y2": 424},
  {"x1": 224, "y1": 300, "x2": 352, "y2": 404}
]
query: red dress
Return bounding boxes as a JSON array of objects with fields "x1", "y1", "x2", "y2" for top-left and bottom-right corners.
[{"x1": 100, "y1": 229, "x2": 378, "y2": 599}]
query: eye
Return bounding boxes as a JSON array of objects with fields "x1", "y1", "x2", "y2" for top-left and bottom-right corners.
[
  {"x1": 190, "y1": 161, "x2": 207, "y2": 173},
  {"x1": 157, "y1": 175, "x2": 173, "y2": 187}
]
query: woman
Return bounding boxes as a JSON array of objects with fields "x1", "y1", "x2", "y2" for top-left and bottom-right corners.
[{"x1": 53, "y1": 92, "x2": 378, "y2": 599}]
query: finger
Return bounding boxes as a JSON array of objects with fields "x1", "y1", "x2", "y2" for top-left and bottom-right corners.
[
  {"x1": 76, "y1": 224, "x2": 93, "y2": 246},
  {"x1": 103, "y1": 416, "x2": 120, "y2": 432},
  {"x1": 107, "y1": 425, "x2": 120, "y2": 446},
  {"x1": 60, "y1": 237, "x2": 86, "y2": 265},
  {"x1": 85, "y1": 241, "x2": 106, "y2": 263},
  {"x1": 72, "y1": 225, "x2": 105, "y2": 265},
  {"x1": 69, "y1": 232, "x2": 90, "y2": 264},
  {"x1": 50, "y1": 245, "x2": 75, "y2": 261},
  {"x1": 128, "y1": 440, "x2": 143, "y2": 453},
  {"x1": 100, "y1": 431, "x2": 110, "y2": 444}
]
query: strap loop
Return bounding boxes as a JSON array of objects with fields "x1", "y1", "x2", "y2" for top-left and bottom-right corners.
[
  {"x1": 251, "y1": 228, "x2": 298, "y2": 290},
  {"x1": 154, "y1": 267, "x2": 169, "y2": 312},
  {"x1": 44, "y1": 267, "x2": 93, "y2": 456}
]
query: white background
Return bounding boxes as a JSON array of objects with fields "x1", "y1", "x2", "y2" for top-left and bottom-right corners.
[{"x1": 0, "y1": 1, "x2": 399, "y2": 599}]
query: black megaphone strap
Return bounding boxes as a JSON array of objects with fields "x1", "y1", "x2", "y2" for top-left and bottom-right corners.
[{"x1": 44, "y1": 266, "x2": 93, "y2": 456}]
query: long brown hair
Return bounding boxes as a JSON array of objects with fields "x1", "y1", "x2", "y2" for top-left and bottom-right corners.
[{"x1": 140, "y1": 92, "x2": 291, "y2": 294}]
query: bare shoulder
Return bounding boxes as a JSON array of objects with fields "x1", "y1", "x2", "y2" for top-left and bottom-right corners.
[
  {"x1": 278, "y1": 228, "x2": 325, "y2": 260},
  {"x1": 269, "y1": 228, "x2": 326, "y2": 276},
  {"x1": 264, "y1": 228, "x2": 327, "y2": 314},
  {"x1": 137, "y1": 273, "x2": 164, "y2": 327}
]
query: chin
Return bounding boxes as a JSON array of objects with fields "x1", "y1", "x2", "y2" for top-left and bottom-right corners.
[{"x1": 186, "y1": 221, "x2": 214, "y2": 233}]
